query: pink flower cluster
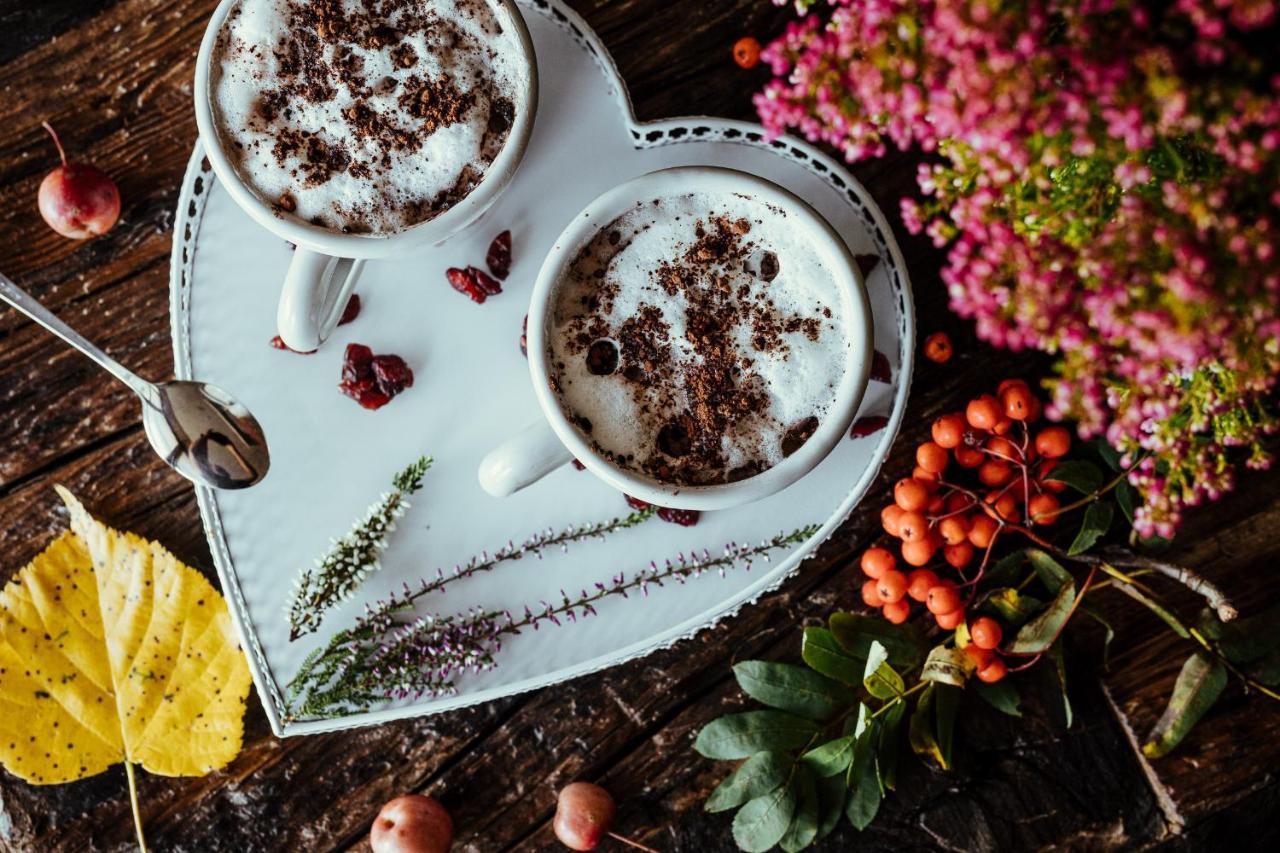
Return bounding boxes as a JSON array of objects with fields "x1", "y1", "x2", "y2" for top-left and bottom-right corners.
[{"x1": 758, "y1": 0, "x2": 1280, "y2": 536}]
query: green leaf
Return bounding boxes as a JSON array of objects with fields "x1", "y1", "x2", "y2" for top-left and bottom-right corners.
[
  {"x1": 814, "y1": 773, "x2": 847, "y2": 840},
  {"x1": 829, "y1": 612, "x2": 926, "y2": 671},
  {"x1": 1025, "y1": 549, "x2": 1072, "y2": 593},
  {"x1": 1008, "y1": 581, "x2": 1076, "y2": 655},
  {"x1": 1068, "y1": 501, "x2": 1113, "y2": 555},
  {"x1": 934, "y1": 685, "x2": 959, "y2": 769},
  {"x1": 733, "y1": 661, "x2": 855, "y2": 721},
  {"x1": 844, "y1": 716, "x2": 882, "y2": 830},
  {"x1": 1095, "y1": 439, "x2": 1122, "y2": 472},
  {"x1": 695, "y1": 711, "x2": 820, "y2": 760},
  {"x1": 1115, "y1": 481, "x2": 1136, "y2": 524},
  {"x1": 1142, "y1": 651, "x2": 1228, "y2": 758},
  {"x1": 982, "y1": 588, "x2": 1045, "y2": 628},
  {"x1": 1044, "y1": 460, "x2": 1104, "y2": 494},
  {"x1": 862, "y1": 641, "x2": 905, "y2": 700},
  {"x1": 974, "y1": 680, "x2": 1022, "y2": 716},
  {"x1": 1112, "y1": 575, "x2": 1190, "y2": 638},
  {"x1": 921, "y1": 644, "x2": 971, "y2": 686},
  {"x1": 800, "y1": 736, "x2": 855, "y2": 777},
  {"x1": 1201, "y1": 602, "x2": 1280, "y2": 663},
  {"x1": 907, "y1": 685, "x2": 948, "y2": 770},
  {"x1": 1046, "y1": 642, "x2": 1073, "y2": 729},
  {"x1": 875, "y1": 700, "x2": 907, "y2": 791},
  {"x1": 778, "y1": 767, "x2": 819, "y2": 852},
  {"x1": 705, "y1": 751, "x2": 792, "y2": 813},
  {"x1": 984, "y1": 550, "x2": 1027, "y2": 587},
  {"x1": 733, "y1": 779, "x2": 798, "y2": 852},
  {"x1": 801, "y1": 627, "x2": 864, "y2": 685}
]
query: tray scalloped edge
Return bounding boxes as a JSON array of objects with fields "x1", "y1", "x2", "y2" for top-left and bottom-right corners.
[{"x1": 169, "y1": 0, "x2": 915, "y2": 737}]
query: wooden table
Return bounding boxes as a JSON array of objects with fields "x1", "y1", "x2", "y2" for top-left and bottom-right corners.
[{"x1": 2, "y1": 2, "x2": 1277, "y2": 850}]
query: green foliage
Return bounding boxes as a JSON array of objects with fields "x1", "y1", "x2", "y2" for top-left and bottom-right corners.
[
  {"x1": 1069, "y1": 501, "x2": 1114, "y2": 555},
  {"x1": 1143, "y1": 652, "x2": 1227, "y2": 758},
  {"x1": 1043, "y1": 460, "x2": 1104, "y2": 494},
  {"x1": 733, "y1": 661, "x2": 855, "y2": 721},
  {"x1": 1008, "y1": 581, "x2": 1076, "y2": 655}
]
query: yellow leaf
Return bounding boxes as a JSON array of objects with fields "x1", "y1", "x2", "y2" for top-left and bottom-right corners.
[{"x1": 0, "y1": 487, "x2": 251, "y2": 785}]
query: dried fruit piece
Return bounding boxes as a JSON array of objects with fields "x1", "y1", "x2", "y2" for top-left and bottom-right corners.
[
  {"x1": 340, "y1": 343, "x2": 413, "y2": 410},
  {"x1": 658, "y1": 507, "x2": 700, "y2": 526},
  {"x1": 486, "y1": 229, "x2": 512, "y2": 279},
  {"x1": 339, "y1": 294, "x2": 361, "y2": 325},
  {"x1": 849, "y1": 415, "x2": 888, "y2": 438},
  {"x1": 447, "y1": 267, "x2": 487, "y2": 303},
  {"x1": 869, "y1": 350, "x2": 892, "y2": 383},
  {"x1": 624, "y1": 495, "x2": 651, "y2": 511},
  {"x1": 269, "y1": 335, "x2": 316, "y2": 354},
  {"x1": 468, "y1": 265, "x2": 502, "y2": 295}
]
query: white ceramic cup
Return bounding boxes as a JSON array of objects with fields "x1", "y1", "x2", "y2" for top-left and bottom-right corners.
[
  {"x1": 479, "y1": 166, "x2": 874, "y2": 511},
  {"x1": 193, "y1": 0, "x2": 539, "y2": 352}
]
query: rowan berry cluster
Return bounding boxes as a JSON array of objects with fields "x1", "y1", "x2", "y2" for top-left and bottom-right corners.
[{"x1": 859, "y1": 379, "x2": 1074, "y2": 682}]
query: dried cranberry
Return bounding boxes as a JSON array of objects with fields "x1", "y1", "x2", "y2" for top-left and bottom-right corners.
[
  {"x1": 658, "y1": 507, "x2": 700, "y2": 526},
  {"x1": 849, "y1": 415, "x2": 889, "y2": 438},
  {"x1": 372, "y1": 354, "x2": 414, "y2": 396},
  {"x1": 447, "y1": 267, "x2": 487, "y2": 303},
  {"x1": 571, "y1": 459, "x2": 586, "y2": 470},
  {"x1": 520, "y1": 315, "x2": 528, "y2": 357},
  {"x1": 855, "y1": 253, "x2": 881, "y2": 279},
  {"x1": 338, "y1": 294, "x2": 361, "y2": 325},
  {"x1": 268, "y1": 335, "x2": 317, "y2": 354},
  {"x1": 869, "y1": 350, "x2": 892, "y2": 383},
  {"x1": 340, "y1": 343, "x2": 412, "y2": 410},
  {"x1": 624, "y1": 495, "x2": 651, "y2": 511},
  {"x1": 486, "y1": 230, "x2": 512, "y2": 280},
  {"x1": 468, "y1": 265, "x2": 502, "y2": 295}
]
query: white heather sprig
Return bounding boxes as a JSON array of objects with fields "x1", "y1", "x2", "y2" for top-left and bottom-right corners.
[
  {"x1": 285, "y1": 524, "x2": 820, "y2": 721},
  {"x1": 286, "y1": 456, "x2": 432, "y2": 641}
]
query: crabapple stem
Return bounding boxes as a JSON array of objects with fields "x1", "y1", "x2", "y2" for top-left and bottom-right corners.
[
  {"x1": 607, "y1": 832, "x2": 660, "y2": 853},
  {"x1": 41, "y1": 121, "x2": 68, "y2": 166}
]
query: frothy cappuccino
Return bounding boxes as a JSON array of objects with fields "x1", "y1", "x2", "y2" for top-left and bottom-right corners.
[
  {"x1": 548, "y1": 191, "x2": 852, "y2": 487},
  {"x1": 211, "y1": 0, "x2": 527, "y2": 235}
]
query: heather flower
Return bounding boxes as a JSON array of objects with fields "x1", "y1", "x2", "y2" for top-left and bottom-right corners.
[{"x1": 759, "y1": 0, "x2": 1280, "y2": 533}]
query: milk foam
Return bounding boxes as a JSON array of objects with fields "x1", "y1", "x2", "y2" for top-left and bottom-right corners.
[
  {"x1": 550, "y1": 191, "x2": 852, "y2": 486},
  {"x1": 211, "y1": 0, "x2": 526, "y2": 234}
]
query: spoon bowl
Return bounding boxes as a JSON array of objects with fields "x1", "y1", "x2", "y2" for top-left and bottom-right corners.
[{"x1": 141, "y1": 381, "x2": 269, "y2": 489}]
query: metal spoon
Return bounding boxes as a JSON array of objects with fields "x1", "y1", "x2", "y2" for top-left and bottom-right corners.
[{"x1": 0, "y1": 272, "x2": 269, "y2": 490}]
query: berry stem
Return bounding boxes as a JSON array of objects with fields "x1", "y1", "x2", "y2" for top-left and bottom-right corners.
[
  {"x1": 41, "y1": 121, "x2": 68, "y2": 167},
  {"x1": 608, "y1": 832, "x2": 660, "y2": 853},
  {"x1": 1001, "y1": 562, "x2": 1099, "y2": 657}
]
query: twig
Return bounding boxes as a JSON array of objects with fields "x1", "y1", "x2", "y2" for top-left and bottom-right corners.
[{"x1": 1099, "y1": 549, "x2": 1237, "y2": 621}]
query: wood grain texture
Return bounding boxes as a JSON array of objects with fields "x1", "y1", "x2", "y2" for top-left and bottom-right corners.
[{"x1": 0, "y1": 1, "x2": 1277, "y2": 851}]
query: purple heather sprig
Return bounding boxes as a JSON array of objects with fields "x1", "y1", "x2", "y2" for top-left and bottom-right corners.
[
  {"x1": 756, "y1": 0, "x2": 1280, "y2": 536},
  {"x1": 285, "y1": 525, "x2": 820, "y2": 721}
]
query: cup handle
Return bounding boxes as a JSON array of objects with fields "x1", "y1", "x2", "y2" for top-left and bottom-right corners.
[
  {"x1": 479, "y1": 419, "x2": 575, "y2": 497},
  {"x1": 277, "y1": 248, "x2": 365, "y2": 352}
]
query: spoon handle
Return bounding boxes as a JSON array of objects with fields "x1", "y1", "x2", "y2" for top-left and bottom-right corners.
[{"x1": 0, "y1": 272, "x2": 158, "y2": 403}]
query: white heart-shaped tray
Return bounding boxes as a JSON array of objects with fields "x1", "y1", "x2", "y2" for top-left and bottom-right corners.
[{"x1": 170, "y1": 0, "x2": 915, "y2": 736}]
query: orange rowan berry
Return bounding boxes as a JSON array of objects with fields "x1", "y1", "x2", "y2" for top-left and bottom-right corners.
[
  {"x1": 968, "y1": 513, "x2": 999, "y2": 548},
  {"x1": 897, "y1": 510, "x2": 929, "y2": 543},
  {"x1": 924, "y1": 332, "x2": 953, "y2": 363},
  {"x1": 938, "y1": 515, "x2": 970, "y2": 545},
  {"x1": 916, "y1": 441, "x2": 950, "y2": 474},
  {"x1": 1025, "y1": 396, "x2": 1043, "y2": 423},
  {"x1": 914, "y1": 466, "x2": 942, "y2": 488},
  {"x1": 881, "y1": 504, "x2": 905, "y2": 536},
  {"x1": 978, "y1": 459, "x2": 1013, "y2": 487},
  {"x1": 901, "y1": 535, "x2": 939, "y2": 567},
  {"x1": 994, "y1": 492, "x2": 1021, "y2": 522},
  {"x1": 991, "y1": 417, "x2": 1014, "y2": 436},
  {"x1": 966, "y1": 395, "x2": 1001, "y2": 430},
  {"x1": 907, "y1": 569, "x2": 939, "y2": 602},
  {"x1": 1035, "y1": 426, "x2": 1072, "y2": 459},
  {"x1": 944, "y1": 541, "x2": 975, "y2": 569},
  {"x1": 882, "y1": 598, "x2": 911, "y2": 624},
  {"x1": 1037, "y1": 460, "x2": 1069, "y2": 493},
  {"x1": 877, "y1": 569, "x2": 908, "y2": 604},
  {"x1": 935, "y1": 607, "x2": 966, "y2": 630},
  {"x1": 997, "y1": 378, "x2": 1029, "y2": 396},
  {"x1": 931, "y1": 414, "x2": 966, "y2": 449},
  {"x1": 861, "y1": 578, "x2": 885, "y2": 608},
  {"x1": 1028, "y1": 492, "x2": 1061, "y2": 525},
  {"x1": 732, "y1": 36, "x2": 762, "y2": 69},
  {"x1": 963, "y1": 644, "x2": 994, "y2": 670},
  {"x1": 946, "y1": 492, "x2": 974, "y2": 513},
  {"x1": 985, "y1": 436, "x2": 1021, "y2": 462},
  {"x1": 895, "y1": 478, "x2": 931, "y2": 511},
  {"x1": 1001, "y1": 384, "x2": 1035, "y2": 421},
  {"x1": 861, "y1": 547, "x2": 896, "y2": 579},
  {"x1": 954, "y1": 446, "x2": 984, "y2": 468},
  {"x1": 969, "y1": 616, "x2": 1003, "y2": 650},
  {"x1": 977, "y1": 658, "x2": 1008, "y2": 683},
  {"x1": 926, "y1": 582, "x2": 961, "y2": 615}
]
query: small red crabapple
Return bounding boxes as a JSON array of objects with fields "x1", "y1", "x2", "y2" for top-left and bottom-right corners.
[
  {"x1": 554, "y1": 782, "x2": 617, "y2": 851},
  {"x1": 370, "y1": 795, "x2": 453, "y2": 853}
]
